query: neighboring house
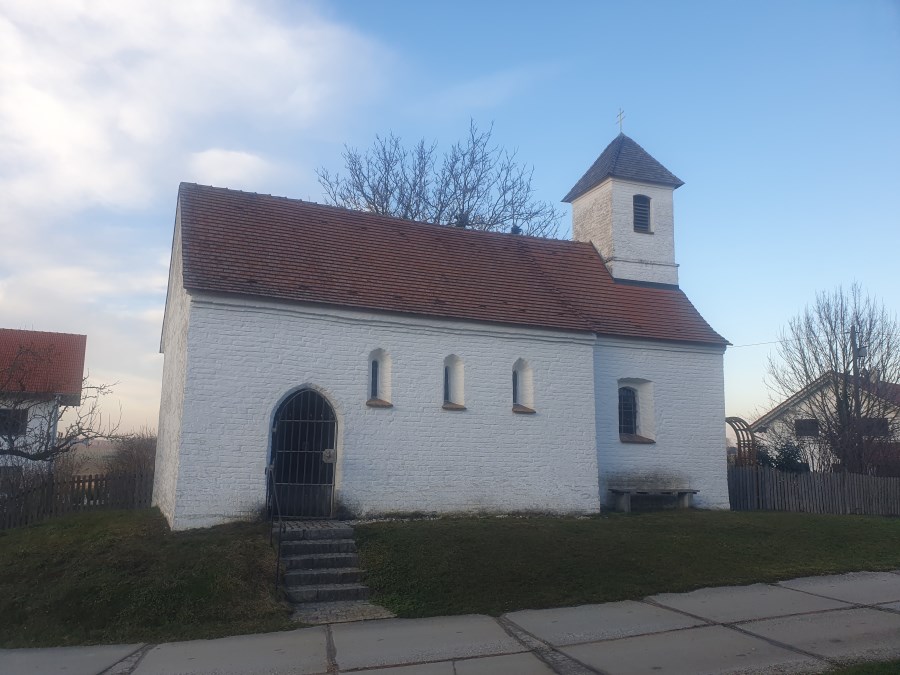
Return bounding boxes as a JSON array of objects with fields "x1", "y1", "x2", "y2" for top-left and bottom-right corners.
[
  {"x1": 751, "y1": 372, "x2": 900, "y2": 472},
  {"x1": 0, "y1": 329, "x2": 86, "y2": 482},
  {"x1": 154, "y1": 133, "x2": 730, "y2": 530}
]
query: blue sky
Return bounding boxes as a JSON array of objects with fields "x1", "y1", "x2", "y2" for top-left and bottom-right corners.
[{"x1": 1, "y1": 0, "x2": 898, "y2": 430}]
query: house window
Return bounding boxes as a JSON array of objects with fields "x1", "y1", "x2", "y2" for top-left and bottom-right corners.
[
  {"x1": 618, "y1": 387, "x2": 637, "y2": 435},
  {"x1": 0, "y1": 409, "x2": 27, "y2": 437},
  {"x1": 512, "y1": 358, "x2": 535, "y2": 414},
  {"x1": 861, "y1": 418, "x2": 890, "y2": 437},
  {"x1": 442, "y1": 355, "x2": 465, "y2": 410},
  {"x1": 366, "y1": 349, "x2": 392, "y2": 407},
  {"x1": 618, "y1": 378, "x2": 655, "y2": 443},
  {"x1": 633, "y1": 195, "x2": 651, "y2": 233},
  {"x1": 794, "y1": 419, "x2": 819, "y2": 437}
]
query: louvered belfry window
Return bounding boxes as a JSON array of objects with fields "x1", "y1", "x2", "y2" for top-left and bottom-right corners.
[{"x1": 633, "y1": 195, "x2": 651, "y2": 233}]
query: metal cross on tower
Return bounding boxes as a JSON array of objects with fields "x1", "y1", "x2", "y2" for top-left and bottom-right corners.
[{"x1": 617, "y1": 108, "x2": 625, "y2": 133}]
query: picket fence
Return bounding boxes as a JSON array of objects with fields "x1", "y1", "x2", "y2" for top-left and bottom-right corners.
[
  {"x1": 728, "y1": 465, "x2": 900, "y2": 516},
  {"x1": 0, "y1": 471, "x2": 154, "y2": 530}
]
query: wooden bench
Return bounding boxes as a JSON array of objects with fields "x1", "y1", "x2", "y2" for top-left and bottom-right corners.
[{"x1": 609, "y1": 488, "x2": 699, "y2": 513}]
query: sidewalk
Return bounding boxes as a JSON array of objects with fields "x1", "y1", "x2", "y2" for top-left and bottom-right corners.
[{"x1": 3, "y1": 570, "x2": 900, "y2": 674}]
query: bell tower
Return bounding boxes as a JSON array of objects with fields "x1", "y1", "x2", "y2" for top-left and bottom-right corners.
[{"x1": 563, "y1": 134, "x2": 683, "y2": 286}]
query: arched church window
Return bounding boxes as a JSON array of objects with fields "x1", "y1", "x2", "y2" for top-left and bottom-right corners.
[
  {"x1": 633, "y1": 195, "x2": 651, "y2": 233},
  {"x1": 512, "y1": 358, "x2": 535, "y2": 414},
  {"x1": 366, "y1": 349, "x2": 392, "y2": 408},
  {"x1": 442, "y1": 355, "x2": 465, "y2": 410},
  {"x1": 618, "y1": 386, "x2": 638, "y2": 435}
]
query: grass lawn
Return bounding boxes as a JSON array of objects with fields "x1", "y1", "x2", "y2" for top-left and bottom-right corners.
[
  {"x1": 0, "y1": 509, "x2": 294, "y2": 648},
  {"x1": 355, "y1": 510, "x2": 900, "y2": 617}
]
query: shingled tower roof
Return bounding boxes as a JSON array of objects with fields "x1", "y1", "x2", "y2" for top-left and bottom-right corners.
[{"x1": 562, "y1": 133, "x2": 684, "y2": 203}]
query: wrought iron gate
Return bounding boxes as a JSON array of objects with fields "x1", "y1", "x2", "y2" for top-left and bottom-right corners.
[{"x1": 270, "y1": 389, "x2": 336, "y2": 518}]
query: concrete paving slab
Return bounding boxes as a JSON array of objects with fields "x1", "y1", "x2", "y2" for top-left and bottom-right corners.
[
  {"x1": 504, "y1": 600, "x2": 704, "y2": 646},
  {"x1": 649, "y1": 583, "x2": 850, "y2": 623},
  {"x1": 0, "y1": 644, "x2": 141, "y2": 675},
  {"x1": 330, "y1": 615, "x2": 524, "y2": 671},
  {"x1": 131, "y1": 628, "x2": 328, "y2": 675},
  {"x1": 779, "y1": 571, "x2": 900, "y2": 605},
  {"x1": 739, "y1": 607, "x2": 900, "y2": 663},
  {"x1": 362, "y1": 662, "x2": 452, "y2": 674},
  {"x1": 455, "y1": 652, "x2": 556, "y2": 674},
  {"x1": 561, "y1": 625, "x2": 826, "y2": 675}
]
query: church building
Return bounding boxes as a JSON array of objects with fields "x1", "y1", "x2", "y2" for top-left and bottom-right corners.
[{"x1": 154, "y1": 133, "x2": 729, "y2": 530}]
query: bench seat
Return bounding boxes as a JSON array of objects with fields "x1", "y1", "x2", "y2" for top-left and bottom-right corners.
[{"x1": 609, "y1": 488, "x2": 699, "y2": 513}]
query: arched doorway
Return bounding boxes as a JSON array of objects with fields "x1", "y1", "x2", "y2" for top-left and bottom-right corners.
[{"x1": 270, "y1": 389, "x2": 336, "y2": 518}]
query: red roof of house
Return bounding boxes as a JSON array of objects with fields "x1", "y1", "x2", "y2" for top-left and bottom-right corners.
[
  {"x1": 0, "y1": 329, "x2": 86, "y2": 398},
  {"x1": 177, "y1": 183, "x2": 727, "y2": 346}
]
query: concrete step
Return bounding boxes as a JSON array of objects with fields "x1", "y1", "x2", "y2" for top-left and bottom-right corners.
[
  {"x1": 280, "y1": 538, "x2": 357, "y2": 555},
  {"x1": 291, "y1": 600, "x2": 395, "y2": 625},
  {"x1": 285, "y1": 583, "x2": 370, "y2": 603},
  {"x1": 282, "y1": 552, "x2": 359, "y2": 570},
  {"x1": 275, "y1": 524, "x2": 354, "y2": 541},
  {"x1": 284, "y1": 567, "x2": 363, "y2": 587}
]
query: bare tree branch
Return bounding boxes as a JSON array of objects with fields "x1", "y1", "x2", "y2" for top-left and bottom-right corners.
[
  {"x1": 765, "y1": 284, "x2": 900, "y2": 473},
  {"x1": 1, "y1": 345, "x2": 120, "y2": 464},
  {"x1": 317, "y1": 120, "x2": 561, "y2": 238}
]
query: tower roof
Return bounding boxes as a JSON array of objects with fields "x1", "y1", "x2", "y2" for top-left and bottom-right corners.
[{"x1": 562, "y1": 133, "x2": 684, "y2": 203}]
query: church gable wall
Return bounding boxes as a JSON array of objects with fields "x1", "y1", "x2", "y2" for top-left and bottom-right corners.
[
  {"x1": 168, "y1": 295, "x2": 601, "y2": 529},
  {"x1": 153, "y1": 208, "x2": 191, "y2": 526},
  {"x1": 593, "y1": 337, "x2": 729, "y2": 509}
]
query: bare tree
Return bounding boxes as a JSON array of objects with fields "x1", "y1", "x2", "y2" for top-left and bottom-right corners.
[
  {"x1": 317, "y1": 120, "x2": 561, "y2": 237},
  {"x1": 766, "y1": 284, "x2": 900, "y2": 473},
  {"x1": 0, "y1": 344, "x2": 119, "y2": 465},
  {"x1": 105, "y1": 427, "x2": 157, "y2": 476}
]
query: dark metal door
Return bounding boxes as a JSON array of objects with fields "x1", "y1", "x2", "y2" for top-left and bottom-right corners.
[{"x1": 271, "y1": 390, "x2": 336, "y2": 518}]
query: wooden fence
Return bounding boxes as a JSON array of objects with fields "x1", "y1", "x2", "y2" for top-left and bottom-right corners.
[
  {"x1": 728, "y1": 465, "x2": 900, "y2": 516},
  {"x1": 0, "y1": 471, "x2": 154, "y2": 530}
]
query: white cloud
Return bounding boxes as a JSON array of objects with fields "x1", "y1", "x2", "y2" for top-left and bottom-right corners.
[
  {"x1": 0, "y1": 0, "x2": 389, "y2": 219},
  {"x1": 187, "y1": 149, "x2": 277, "y2": 190},
  {"x1": 0, "y1": 1, "x2": 393, "y2": 431}
]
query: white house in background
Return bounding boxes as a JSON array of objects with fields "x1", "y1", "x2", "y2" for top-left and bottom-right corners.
[
  {"x1": 0, "y1": 329, "x2": 86, "y2": 484},
  {"x1": 154, "y1": 133, "x2": 730, "y2": 530}
]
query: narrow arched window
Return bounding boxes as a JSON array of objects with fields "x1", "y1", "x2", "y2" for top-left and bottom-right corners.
[
  {"x1": 512, "y1": 358, "x2": 535, "y2": 413},
  {"x1": 370, "y1": 360, "x2": 379, "y2": 399},
  {"x1": 633, "y1": 195, "x2": 651, "y2": 233},
  {"x1": 444, "y1": 366, "x2": 451, "y2": 403},
  {"x1": 366, "y1": 349, "x2": 392, "y2": 407},
  {"x1": 619, "y1": 387, "x2": 638, "y2": 435},
  {"x1": 442, "y1": 355, "x2": 465, "y2": 410}
]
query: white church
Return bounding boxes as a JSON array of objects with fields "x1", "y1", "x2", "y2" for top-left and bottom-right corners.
[{"x1": 154, "y1": 133, "x2": 730, "y2": 530}]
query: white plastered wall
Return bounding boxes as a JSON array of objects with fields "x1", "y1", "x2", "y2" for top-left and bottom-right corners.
[
  {"x1": 164, "y1": 295, "x2": 602, "y2": 529},
  {"x1": 153, "y1": 205, "x2": 191, "y2": 524},
  {"x1": 594, "y1": 336, "x2": 729, "y2": 508}
]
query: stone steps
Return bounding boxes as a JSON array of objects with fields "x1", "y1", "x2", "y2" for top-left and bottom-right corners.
[
  {"x1": 275, "y1": 521, "x2": 379, "y2": 614},
  {"x1": 284, "y1": 567, "x2": 363, "y2": 586},
  {"x1": 285, "y1": 583, "x2": 370, "y2": 604},
  {"x1": 280, "y1": 538, "x2": 357, "y2": 555},
  {"x1": 282, "y1": 552, "x2": 359, "y2": 570}
]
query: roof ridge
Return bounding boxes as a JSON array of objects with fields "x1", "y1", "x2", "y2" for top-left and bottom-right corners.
[{"x1": 181, "y1": 182, "x2": 568, "y2": 246}]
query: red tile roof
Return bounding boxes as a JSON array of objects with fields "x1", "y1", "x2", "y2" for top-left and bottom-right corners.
[
  {"x1": 177, "y1": 183, "x2": 727, "y2": 346},
  {"x1": 0, "y1": 329, "x2": 86, "y2": 400}
]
